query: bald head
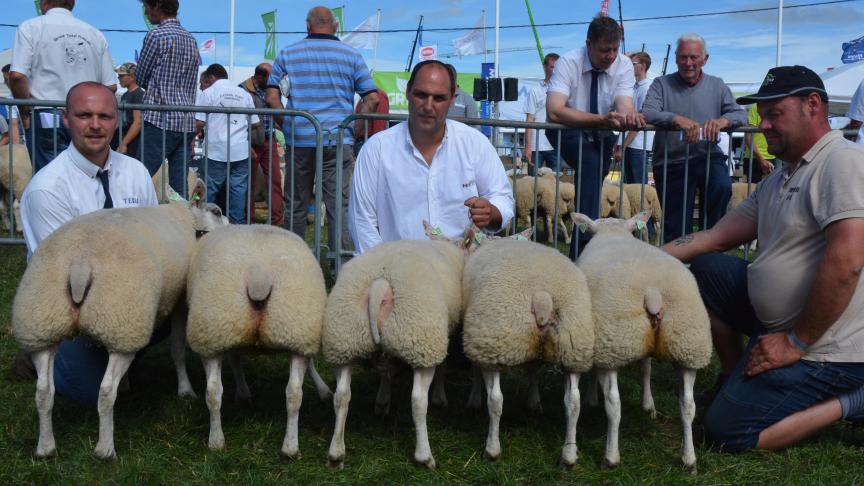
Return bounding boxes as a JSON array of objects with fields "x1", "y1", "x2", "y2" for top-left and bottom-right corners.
[
  {"x1": 63, "y1": 82, "x2": 119, "y2": 166},
  {"x1": 307, "y1": 6, "x2": 337, "y2": 34},
  {"x1": 65, "y1": 82, "x2": 117, "y2": 113}
]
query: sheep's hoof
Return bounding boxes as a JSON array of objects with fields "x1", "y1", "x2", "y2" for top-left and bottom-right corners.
[
  {"x1": 601, "y1": 458, "x2": 619, "y2": 469},
  {"x1": 644, "y1": 407, "x2": 657, "y2": 419},
  {"x1": 374, "y1": 401, "x2": 390, "y2": 417},
  {"x1": 483, "y1": 449, "x2": 501, "y2": 462},
  {"x1": 178, "y1": 388, "x2": 198, "y2": 400},
  {"x1": 415, "y1": 455, "x2": 437, "y2": 470},
  {"x1": 280, "y1": 448, "x2": 301, "y2": 461},
  {"x1": 93, "y1": 444, "x2": 117, "y2": 460},
  {"x1": 684, "y1": 462, "x2": 697, "y2": 475},
  {"x1": 34, "y1": 444, "x2": 57, "y2": 459},
  {"x1": 208, "y1": 435, "x2": 225, "y2": 451},
  {"x1": 559, "y1": 457, "x2": 577, "y2": 470},
  {"x1": 560, "y1": 447, "x2": 578, "y2": 469},
  {"x1": 327, "y1": 455, "x2": 345, "y2": 470}
]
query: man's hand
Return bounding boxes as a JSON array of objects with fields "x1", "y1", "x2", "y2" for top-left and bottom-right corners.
[
  {"x1": 757, "y1": 155, "x2": 774, "y2": 175},
  {"x1": 673, "y1": 115, "x2": 701, "y2": 144},
  {"x1": 119, "y1": 143, "x2": 128, "y2": 154},
  {"x1": 613, "y1": 145, "x2": 623, "y2": 162},
  {"x1": 703, "y1": 117, "x2": 731, "y2": 143},
  {"x1": 604, "y1": 111, "x2": 645, "y2": 131},
  {"x1": 464, "y1": 197, "x2": 501, "y2": 230},
  {"x1": 744, "y1": 332, "x2": 805, "y2": 376}
]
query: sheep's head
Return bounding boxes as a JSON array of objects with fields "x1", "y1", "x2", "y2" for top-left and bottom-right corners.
[
  {"x1": 423, "y1": 220, "x2": 533, "y2": 254},
  {"x1": 571, "y1": 212, "x2": 651, "y2": 237},
  {"x1": 187, "y1": 179, "x2": 229, "y2": 236}
]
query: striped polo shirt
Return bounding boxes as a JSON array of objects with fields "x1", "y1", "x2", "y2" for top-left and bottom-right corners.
[{"x1": 268, "y1": 34, "x2": 377, "y2": 147}]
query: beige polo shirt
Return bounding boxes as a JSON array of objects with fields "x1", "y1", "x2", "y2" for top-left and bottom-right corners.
[{"x1": 734, "y1": 130, "x2": 864, "y2": 362}]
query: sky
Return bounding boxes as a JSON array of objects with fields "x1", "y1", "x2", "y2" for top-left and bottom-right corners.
[{"x1": 1, "y1": 0, "x2": 863, "y2": 83}]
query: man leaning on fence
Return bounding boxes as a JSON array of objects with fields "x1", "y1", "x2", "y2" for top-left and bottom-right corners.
[
  {"x1": 663, "y1": 66, "x2": 864, "y2": 453},
  {"x1": 8, "y1": 0, "x2": 118, "y2": 172},
  {"x1": 545, "y1": 15, "x2": 644, "y2": 259},
  {"x1": 642, "y1": 33, "x2": 747, "y2": 244},
  {"x1": 266, "y1": 6, "x2": 379, "y2": 263},
  {"x1": 137, "y1": 0, "x2": 199, "y2": 198}
]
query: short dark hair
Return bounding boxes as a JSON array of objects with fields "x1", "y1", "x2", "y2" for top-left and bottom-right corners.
[
  {"x1": 1, "y1": 64, "x2": 10, "y2": 74},
  {"x1": 203, "y1": 64, "x2": 228, "y2": 80},
  {"x1": 141, "y1": 0, "x2": 179, "y2": 16},
  {"x1": 629, "y1": 51, "x2": 651, "y2": 70},
  {"x1": 543, "y1": 53, "x2": 560, "y2": 66},
  {"x1": 587, "y1": 15, "x2": 622, "y2": 44},
  {"x1": 407, "y1": 60, "x2": 456, "y2": 96},
  {"x1": 44, "y1": 0, "x2": 75, "y2": 10}
]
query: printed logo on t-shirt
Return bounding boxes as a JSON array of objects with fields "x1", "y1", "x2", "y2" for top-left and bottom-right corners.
[
  {"x1": 462, "y1": 180, "x2": 475, "y2": 188},
  {"x1": 123, "y1": 197, "x2": 141, "y2": 205},
  {"x1": 786, "y1": 187, "x2": 800, "y2": 201}
]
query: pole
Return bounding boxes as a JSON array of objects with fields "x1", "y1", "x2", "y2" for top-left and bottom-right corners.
[
  {"x1": 776, "y1": 0, "x2": 784, "y2": 66},
  {"x1": 372, "y1": 10, "x2": 381, "y2": 73},
  {"x1": 405, "y1": 15, "x2": 424, "y2": 72},
  {"x1": 494, "y1": 0, "x2": 500, "y2": 76},
  {"x1": 482, "y1": 10, "x2": 487, "y2": 63},
  {"x1": 229, "y1": 0, "x2": 235, "y2": 79},
  {"x1": 661, "y1": 44, "x2": 671, "y2": 75},
  {"x1": 524, "y1": 0, "x2": 544, "y2": 65},
  {"x1": 617, "y1": 0, "x2": 625, "y2": 53}
]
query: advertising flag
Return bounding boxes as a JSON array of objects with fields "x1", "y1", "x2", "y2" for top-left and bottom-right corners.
[
  {"x1": 842, "y1": 36, "x2": 864, "y2": 64},
  {"x1": 199, "y1": 38, "x2": 216, "y2": 55},
  {"x1": 419, "y1": 45, "x2": 438, "y2": 61},
  {"x1": 332, "y1": 7, "x2": 345, "y2": 36},
  {"x1": 262, "y1": 10, "x2": 277, "y2": 61},
  {"x1": 34, "y1": 0, "x2": 41, "y2": 15},
  {"x1": 452, "y1": 16, "x2": 485, "y2": 57},
  {"x1": 599, "y1": 0, "x2": 610, "y2": 16},
  {"x1": 341, "y1": 14, "x2": 380, "y2": 50}
]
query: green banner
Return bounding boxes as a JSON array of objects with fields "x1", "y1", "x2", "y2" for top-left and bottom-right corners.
[
  {"x1": 332, "y1": 6, "x2": 344, "y2": 36},
  {"x1": 142, "y1": 5, "x2": 154, "y2": 30},
  {"x1": 372, "y1": 71, "x2": 479, "y2": 110},
  {"x1": 34, "y1": 0, "x2": 41, "y2": 15},
  {"x1": 262, "y1": 10, "x2": 277, "y2": 61}
]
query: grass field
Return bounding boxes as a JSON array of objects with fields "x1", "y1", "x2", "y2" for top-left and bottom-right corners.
[{"x1": 2, "y1": 234, "x2": 864, "y2": 485}]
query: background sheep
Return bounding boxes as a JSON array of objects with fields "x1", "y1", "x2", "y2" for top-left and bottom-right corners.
[
  {"x1": 322, "y1": 233, "x2": 465, "y2": 469},
  {"x1": 511, "y1": 176, "x2": 574, "y2": 244},
  {"x1": 11, "y1": 186, "x2": 227, "y2": 459},
  {"x1": 0, "y1": 144, "x2": 32, "y2": 233},
  {"x1": 728, "y1": 181, "x2": 756, "y2": 211},
  {"x1": 461, "y1": 238, "x2": 594, "y2": 467},
  {"x1": 152, "y1": 164, "x2": 198, "y2": 202},
  {"x1": 572, "y1": 213, "x2": 711, "y2": 472},
  {"x1": 600, "y1": 183, "x2": 632, "y2": 219},
  {"x1": 622, "y1": 184, "x2": 662, "y2": 244},
  {"x1": 185, "y1": 224, "x2": 327, "y2": 458}
]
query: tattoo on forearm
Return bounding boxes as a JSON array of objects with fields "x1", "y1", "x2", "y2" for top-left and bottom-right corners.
[{"x1": 674, "y1": 234, "x2": 695, "y2": 246}]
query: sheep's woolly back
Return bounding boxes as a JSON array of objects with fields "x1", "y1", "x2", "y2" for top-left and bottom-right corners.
[
  {"x1": 576, "y1": 225, "x2": 711, "y2": 370},
  {"x1": 0, "y1": 144, "x2": 33, "y2": 196},
  {"x1": 462, "y1": 239, "x2": 594, "y2": 372},
  {"x1": 186, "y1": 225, "x2": 326, "y2": 357},
  {"x1": 12, "y1": 203, "x2": 196, "y2": 353},
  {"x1": 322, "y1": 240, "x2": 464, "y2": 368}
]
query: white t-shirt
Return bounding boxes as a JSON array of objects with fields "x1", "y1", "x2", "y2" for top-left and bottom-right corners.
[
  {"x1": 630, "y1": 77, "x2": 655, "y2": 151},
  {"x1": 20, "y1": 144, "x2": 158, "y2": 260},
  {"x1": 349, "y1": 119, "x2": 516, "y2": 255},
  {"x1": 850, "y1": 80, "x2": 864, "y2": 146},
  {"x1": 10, "y1": 8, "x2": 117, "y2": 101},
  {"x1": 195, "y1": 79, "x2": 259, "y2": 162},
  {"x1": 548, "y1": 46, "x2": 634, "y2": 116},
  {"x1": 523, "y1": 81, "x2": 553, "y2": 152}
]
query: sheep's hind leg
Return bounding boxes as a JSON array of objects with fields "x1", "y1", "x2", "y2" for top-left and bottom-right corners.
[
  {"x1": 412, "y1": 366, "x2": 437, "y2": 469},
  {"x1": 327, "y1": 365, "x2": 352, "y2": 469},
  {"x1": 679, "y1": 368, "x2": 698, "y2": 473},
  {"x1": 482, "y1": 369, "x2": 504, "y2": 461},
  {"x1": 307, "y1": 357, "x2": 333, "y2": 401},
  {"x1": 170, "y1": 313, "x2": 196, "y2": 399},
  {"x1": 280, "y1": 354, "x2": 308, "y2": 459},
  {"x1": 641, "y1": 358, "x2": 656, "y2": 418},
  {"x1": 33, "y1": 348, "x2": 57, "y2": 458},
  {"x1": 561, "y1": 372, "x2": 581, "y2": 468},
  {"x1": 598, "y1": 368, "x2": 621, "y2": 468},
  {"x1": 202, "y1": 355, "x2": 225, "y2": 450},
  {"x1": 94, "y1": 352, "x2": 135, "y2": 459}
]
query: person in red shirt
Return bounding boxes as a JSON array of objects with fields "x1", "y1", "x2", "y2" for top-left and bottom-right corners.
[{"x1": 354, "y1": 88, "x2": 389, "y2": 153}]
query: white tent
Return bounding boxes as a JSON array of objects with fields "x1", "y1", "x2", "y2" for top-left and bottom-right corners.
[
  {"x1": 0, "y1": 49, "x2": 11, "y2": 98},
  {"x1": 821, "y1": 62, "x2": 864, "y2": 115}
]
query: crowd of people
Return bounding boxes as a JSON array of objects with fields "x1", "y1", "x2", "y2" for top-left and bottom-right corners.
[{"x1": 6, "y1": 0, "x2": 864, "y2": 459}]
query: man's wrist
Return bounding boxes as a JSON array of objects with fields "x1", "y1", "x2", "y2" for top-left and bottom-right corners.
[{"x1": 787, "y1": 330, "x2": 810, "y2": 352}]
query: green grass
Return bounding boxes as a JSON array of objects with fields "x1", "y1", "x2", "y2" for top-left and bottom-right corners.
[{"x1": 1, "y1": 235, "x2": 862, "y2": 485}]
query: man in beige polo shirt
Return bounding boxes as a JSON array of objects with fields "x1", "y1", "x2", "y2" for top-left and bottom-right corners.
[{"x1": 663, "y1": 65, "x2": 864, "y2": 453}]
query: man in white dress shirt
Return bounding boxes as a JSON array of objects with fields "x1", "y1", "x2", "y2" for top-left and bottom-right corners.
[
  {"x1": 348, "y1": 60, "x2": 514, "y2": 254},
  {"x1": 18, "y1": 81, "x2": 156, "y2": 405}
]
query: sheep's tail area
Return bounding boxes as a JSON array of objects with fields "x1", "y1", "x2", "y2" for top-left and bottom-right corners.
[
  {"x1": 68, "y1": 260, "x2": 93, "y2": 306},
  {"x1": 246, "y1": 266, "x2": 274, "y2": 310},
  {"x1": 368, "y1": 278, "x2": 393, "y2": 345},
  {"x1": 643, "y1": 287, "x2": 664, "y2": 354}
]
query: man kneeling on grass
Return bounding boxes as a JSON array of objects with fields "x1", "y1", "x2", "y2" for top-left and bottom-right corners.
[{"x1": 663, "y1": 66, "x2": 864, "y2": 452}]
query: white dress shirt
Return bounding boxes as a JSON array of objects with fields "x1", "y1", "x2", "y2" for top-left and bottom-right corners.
[
  {"x1": 630, "y1": 77, "x2": 655, "y2": 151},
  {"x1": 349, "y1": 119, "x2": 515, "y2": 254},
  {"x1": 10, "y1": 8, "x2": 117, "y2": 101},
  {"x1": 20, "y1": 144, "x2": 158, "y2": 259},
  {"x1": 523, "y1": 81, "x2": 553, "y2": 152},
  {"x1": 548, "y1": 46, "x2": 634, "y2": 115},
  {"x1": 195, "y1": 79, "x2": 259, "y2": 162}
]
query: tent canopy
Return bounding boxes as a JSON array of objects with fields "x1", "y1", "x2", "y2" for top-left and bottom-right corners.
[{"x1": 821, "y1": 62, "x2": 864, "y2": 115}]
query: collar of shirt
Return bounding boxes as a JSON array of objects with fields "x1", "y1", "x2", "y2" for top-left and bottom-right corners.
[
  {"x1": 44, "y1": 7, "x2": 73, "y2": 18},
  {"x1": 154, "y1": 18, "x2": 182, "y2": 29},
  {"x1": 306, "y1": 33, "x2": 339, "y2": 41},
  {"x1": 404, "y1": 121, "x2": 450, "y2": 167},
  {"x1": 68, "y1": 143, "x2": 113, "y2": 179},
  {"x1": 792, "y1": 130, "x2": 841, "y2": 172}
]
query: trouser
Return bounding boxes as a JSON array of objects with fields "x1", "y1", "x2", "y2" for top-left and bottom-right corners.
[
  {"x1": 526, "y1": 150, "x2": 562, "y2": 176},
  {"x1": 622, "y1": 147, "x2": 649, "y2": 185},
  {"x1": 689, "y1": 253, "x2": 864, "y2": 452},
  {"x1": 248, "y1": 138, "x2": 285, "y2": 226},
  {"x1": 654, "y1": 154, "x2": 731, "y2": 244},
  {"x1": 547, "y1": 128, "x2": 614, "y2": 260},
  {"x1": 32, "y1": 108, "x2": 69, "y2": 172},
  {"x1": 284, "y1": 145, "x2": 355, "y2": 258},
  {"x1": 206, "y1": 158, "x2": 249, "y2": 224},
  {"x1": 141, "y1": 122, "x2": 195, "y2": 199}
]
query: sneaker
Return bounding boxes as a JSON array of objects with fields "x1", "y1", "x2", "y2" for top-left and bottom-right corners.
[{"x1": 696, "y1": 373, "x2": 728, "y2": 407}]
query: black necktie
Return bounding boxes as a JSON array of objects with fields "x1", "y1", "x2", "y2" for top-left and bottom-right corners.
[
  {"x1": 98, "y1": 169, "x2": 114, "y2": 209},
  {"x1": 590, "y1": 69, "x2": 601, "y2": 143}
]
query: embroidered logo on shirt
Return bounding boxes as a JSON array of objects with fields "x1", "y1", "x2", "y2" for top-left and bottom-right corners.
[
  {"x1": 786, "y1": 187, "x2": 800, "y2": 201},
  {"x1": 123, "y1": 197, "x2": 141, "y2": 205},
  {"x1": 462, "y1": 180, "x2": 475, "y2": 188}
]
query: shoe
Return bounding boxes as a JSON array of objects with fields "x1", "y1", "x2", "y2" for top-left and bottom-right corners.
[
  {"x1": 696, "y1": 373, "x2": 727, "y2": 407},
  {"x1": 13, "y1": 350, "x2": 36, "y2": 382}
]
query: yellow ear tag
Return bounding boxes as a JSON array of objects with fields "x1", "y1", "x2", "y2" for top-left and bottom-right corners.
[
  {"x1": 515, "y1": 234, "x2": 528, "y2": 241},
  {"x1": 474, "y1": 232, "x2": 486, "y2": 245},
  {"x1": 635, "y1": 220, "x2": 647, "y2": 231}
]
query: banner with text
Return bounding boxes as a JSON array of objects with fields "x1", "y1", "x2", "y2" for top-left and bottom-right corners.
[
  {"x1": 372, "y1": 71, "x2": 479, "y2": 111},
  {"x1": 262, "y1": 10, "x2": 277, "y2": 61}
]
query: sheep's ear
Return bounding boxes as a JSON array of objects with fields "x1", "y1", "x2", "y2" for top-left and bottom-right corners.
[
  {"x1": 509, "y1": 227, "x2": 533, "y2": 240},
  {"x1": 571, "y1": 213, "x2": 597, "y2": 234},
  {"x1": 423, "y1": 220, "x2": 449, "y2": 241},
  {"x1": 190, "y1": 179, "x2": 206, "y2": 208},
  {"x1": 627, "y1": 212, "x2": 650, "y2": 233}
]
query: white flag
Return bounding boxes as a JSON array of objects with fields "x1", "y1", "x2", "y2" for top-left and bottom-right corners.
[
  {"x1": 419, "y1": 44, "x2": 438, "y2": 61},
  {"x1": 452, "y1": 16, "x2": 485, "y2": 57},
  {"x1": 341, "y1": 14, "x2": 379, "y2": 50},
  {"x1": 199, "y1": 38, "x2": 216, "y2": 55}
]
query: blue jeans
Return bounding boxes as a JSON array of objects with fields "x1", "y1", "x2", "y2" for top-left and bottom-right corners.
[
  {"x1": 654, "y1": 153, "x2": 731, "y2": 244},
  {"x1": 206, "y1": 158, "x2": 249, "y2": 224},
  {"x1": 547, "y1": 129, "x2": 614, "y2": 259},
  {"x1": 690, "y1": 252, "x2": 864, "y2": 452},
  {"x1": 527, "y1": 150, "x2": 561, "y2": 175},
  {"x1": 32, "y1": 108, "x2": 69, "y2": 173},
  {"x1": 141, "y1": 122, "x2": 194, "y2": 199},
  {"x1": 622, "y1": 147, "x2": 648, "y2": 184}
]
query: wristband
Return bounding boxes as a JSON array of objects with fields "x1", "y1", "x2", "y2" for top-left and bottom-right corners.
[{"x1": 787, "y1": 330, "x2": 810, "y2": 352}]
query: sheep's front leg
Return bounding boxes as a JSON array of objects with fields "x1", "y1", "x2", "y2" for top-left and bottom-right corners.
[
  {"x1": 641, "y1": 358, "x2": 656, "y2": 418},
  {"x1": 411, "y1": 366, "x2": 437, "y2": 469},
  {"x1": 561, "y1": 372, "x2": 581, "y2": 468},
  {"x1": 32, "y1": 348, "x2": 57, "y2": 458},
  {"x1": 526, "y1": 364, "x2": 543, "y2": 414},
  {"x1": 557, "y1": 216, "x2": 572, "y2": 245},
  {"x1": 598, "y1": 368, "x2": 621, "y2": 468},
  {"x1": 94, "y1": 352, "x2": 135, "y2": 459},
  {"x1": 545, "y1": 213, "x2": 554, "y2": 243},
  {"x1": 430, "y1": 361, "x2": 448, "y2": 408},
  {"x1": 465, "y1": 364, "x2": 483, "y2": 409},
  {"x1": 327, "y1": 365, "x2": 352, "y2": 469},
  {"x1": 482, "y1": 369, "x2": 503, "y2": 461},
  {"x1": 170, "y1": 313, "x2": 196, "y2": 399},
  {"x1": 281, "y1": 354, "x2": 308, "y2": 459},
  {"x1": 307, "y1": 357, "x2": 333, "y2": 401},
  {"x1": 679, "y1": 368, "x2": 698, "y2": 473},
  {"x1": 227, "y1": 350, "x2": 251, "y2": 402},
  {"x1": 202, "y1": 355, "x2": 225, "y2": 450}
]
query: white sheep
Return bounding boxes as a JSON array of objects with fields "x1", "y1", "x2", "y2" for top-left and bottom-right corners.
[
  {"x1": 322, "y1": 229, "x2": 465, "y2": 469},
  {"x1": 185, "y1": 224, "x2": 328, "y2": 457},
  {"x1": 512, "y1": 176, "x2": 574, "y2": 244},
  {"x1": 0, "y1": 144, "x2": 32, "y2": 233},
  {"x1": 622, "y1": 183, "x2": 662, "y2": 244},
  {"x1": 11, "y1": 184, "x2": 227, "y2": 459},
  {"x1": 729, "y1": 181, "x2": 756, "y2": 211},
  {"x1": 152, "y1": 164, "x2": 198, "y2": 202},
  {"x1": 461, "y1": 238, "x2": 594, "y2": 467},
  {"x1": 572, "y1": 213, "x2": 712, "y2": 472},
  {"x1": 600, "y1": 183, "x2": 632, "y2": 219}
]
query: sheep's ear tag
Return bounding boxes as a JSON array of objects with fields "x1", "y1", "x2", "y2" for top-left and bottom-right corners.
[
  {"x1": 515, "y1": 234, "x2": 528, "y2": 241},
  {"x1": 431, "y1": 226, "x2": 443, "y2": 236},
  {"x1": 168, "y1": 191, "x2": 186, "y2": 203},
  {"x1": 577, "y1": 223, "x2": 588, "y2": 233},
  {"x1": 635, "y1": 220, "x2": 647, "y2": 231},
  {"x1": 474, "y1": 232, "x2": 486, "y2": 246}
]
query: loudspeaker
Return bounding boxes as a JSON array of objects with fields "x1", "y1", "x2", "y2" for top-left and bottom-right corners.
[
  {"x1": 488, "y1": 78, "x2": 503, "y2": 102},
  {"x1": 504, "y1": 78, "x2": 518, "y2": 101},
  {"x1": 473, "y1": 78, "x2": 487, "y2": 101}
]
